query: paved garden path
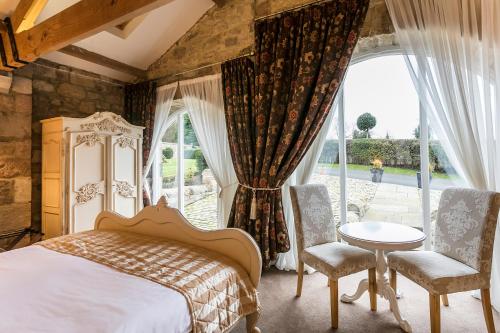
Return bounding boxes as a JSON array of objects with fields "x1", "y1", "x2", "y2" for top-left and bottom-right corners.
[{"x1": 319, "y1": 167, "x2": 459, "y2": 190}]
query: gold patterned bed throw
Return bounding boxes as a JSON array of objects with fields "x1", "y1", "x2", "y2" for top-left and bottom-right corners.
[{"x1": 38, "y1": 230, "x2": 260, "y2": 333}]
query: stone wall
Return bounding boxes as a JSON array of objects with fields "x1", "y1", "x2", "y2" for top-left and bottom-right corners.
[
  {"x1": 30, "y1": 60, "x2": 125, "y2": 232},
  {"x1": 0, "y1": 73, "x2": 32, "y2": 249},
  {"x1": 148, "y1": 0, "x2": 394, "y2": 83}
]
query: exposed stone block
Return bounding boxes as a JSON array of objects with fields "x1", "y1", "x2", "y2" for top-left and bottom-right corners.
[
  {"x1": 15, "y1": 94, "x2": 32, "y2": 114},
  {"x1": 0, "y1": 112, "x2": 30, "y2": 139},
  {"x1": 0, "y1": 179, "x2": 14, "y2": 204},
  {"x1": 14, "y1": 177, "x2": 31, "y2": 203},
  {"x1": 0, "y1": 141, "x2": 30, "y2": 159},
  {"x1": 11, "y1": 76, "x2": 32, "y2": 95},
  {"x1": 0, "y1": 158, "x2": 30, "y2": 178},
  {"x1": 33, "y1": 79, "x2": 55, "y2": 93},
  {"x1": 0, "y1": 203, "x2": 31, "y2": 233},
  {"x1": 105, "y1": 94, "x2": 123, "y2": 105},
  {"x1": 0, "y1": 94, "x2": 14, "y2": 111},
  {"x1": 79, "y1": 101, "x2": 96, "y2": 114},
  {"x1": 57, "y1": 83, "x2": 86, "y2": 100}
]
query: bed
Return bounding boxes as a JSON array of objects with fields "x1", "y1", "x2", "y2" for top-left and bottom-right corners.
[{"x1": 0, "y1": 196, "x2": 262, "y2": 333}]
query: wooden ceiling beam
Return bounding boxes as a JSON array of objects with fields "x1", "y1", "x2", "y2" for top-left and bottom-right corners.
[
  {"x1": 10, "y1": 0, "x2": 48, "y2": 33},
  {"x1": 14, "y1": 0, "x2": 174, "y2": 63},
  {"x1": 59, "y1": 44, "x2": 146, "y2": 79}
]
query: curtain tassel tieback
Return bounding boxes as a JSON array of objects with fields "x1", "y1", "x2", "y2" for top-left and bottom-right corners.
[
  {"x1": 239, "y1": 184, "x2": 281, "y2": 220},
  {"x1": 218, "y1": 182, "x2": 239, "y2": 198}
]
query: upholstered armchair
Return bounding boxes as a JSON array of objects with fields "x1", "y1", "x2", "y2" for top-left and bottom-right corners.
[
  {"x1": 387, "y1": 188, "x2": 500, "y2": 333},
  {"x1": 290, "y1": 184, "x2": 377, "y2": 329}
]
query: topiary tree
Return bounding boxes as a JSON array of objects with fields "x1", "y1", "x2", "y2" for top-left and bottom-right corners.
[
  {"x1": 162, "y1": 147, "x2": 174, "y2": 159},
  {"x1": 356, "y1": 113, "x2": 377, "y2": 138}
]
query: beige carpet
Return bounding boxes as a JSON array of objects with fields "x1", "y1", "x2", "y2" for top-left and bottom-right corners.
[{"x1": 232, "y1": 269, "x2": 499, "y2": 333}]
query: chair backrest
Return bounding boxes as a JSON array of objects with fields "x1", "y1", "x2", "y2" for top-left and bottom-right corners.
[
  {"x1": 290, "y1": 184, "x2": 337, "y2": 252},
  {"x1": 434, "y1": 188, "x2": 500, "y2": 274}
]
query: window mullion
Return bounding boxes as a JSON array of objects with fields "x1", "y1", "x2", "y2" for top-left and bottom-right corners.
[
  {"x1": 178, "y1": 113, "x2": 185, "y2": 212},
  {"x1": 338, "y1": 88, "x2": 348, "y2": 228},
  {"x1": 420, "y1": 101, "x2": 431, "y2": 250}
]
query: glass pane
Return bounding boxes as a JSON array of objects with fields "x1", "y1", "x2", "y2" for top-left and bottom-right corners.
[
  {"x1": 344, "y1": 55, "x2": 423, "y2": 229},
  {"x1": 312, "y1": 111, "x2": 341, "y2": 227},
  {"x1": 183, "y1": 113, "x2": 218, "y2": 230},
  {"x1": 161, "y1": 118, "x2": 179, "y2": 208}
]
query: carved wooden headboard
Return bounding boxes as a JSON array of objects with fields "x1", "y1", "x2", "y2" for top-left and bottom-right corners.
[{"x1": 94, "y1": 196, "x2": 262, "y2": 287}]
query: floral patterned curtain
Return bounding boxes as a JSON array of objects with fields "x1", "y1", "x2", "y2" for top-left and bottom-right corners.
[
  {"x1": 124, "y1": 81, "x2": 157, "y2": 206},
  {"x1": 222, "y1": 0, "x2": 369, "y2": 267}
]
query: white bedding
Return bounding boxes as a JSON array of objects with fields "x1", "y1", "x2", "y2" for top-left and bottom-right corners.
[{"x1": 0, "y1": 246, "x2": 192, "y2": 333}]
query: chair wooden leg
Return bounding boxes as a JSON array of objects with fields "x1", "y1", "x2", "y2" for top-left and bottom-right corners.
[
  {"x1": 368, "y1": 268, "x2": 377, "y2": 311},
  {"x1": 441, "y1": 294, "x2": 449, "y2": 307},
  {"x1": 429, "y1": 293, "x2": 441, "y2": 333},
  {"x1": 481, "y1": 289, "x2": 496, "y2": 333},
  {"x1": 330, "y1": 279, "x2": 338, "y2": 329},
  {"x1": 390, "y1": 268, "x2": 397, "y2": 291},
  {"x1": 246, "y1": 311, "x2": 261, "y2": 333},
  {"x1": 389, "y1": 269, "x2": 396, "y2": 311},
  {"x1": 296, "y1": 261, "x2": 304, "y2": 297}
]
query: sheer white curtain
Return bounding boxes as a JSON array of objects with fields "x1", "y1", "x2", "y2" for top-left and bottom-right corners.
[
  {"x1": 144, "y1": 83, "x2": 178, "y2": 204},
  {"x1": 179, "y1": 74, "x2": 237, "y2": 228},
  {"x1": 151, "y1": 101, "x2": 184, "y2": 204},
  {"x1": 386, "y1": 0, "x2": 500, "y2": 310},
  {"x1": 276, "y1": 104, "x2": 337, "y2": 272}
]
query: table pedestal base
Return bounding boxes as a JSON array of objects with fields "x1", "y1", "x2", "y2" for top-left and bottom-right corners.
[{"x1": 340, "y1": 249, "x2": 412, "y2": 333}]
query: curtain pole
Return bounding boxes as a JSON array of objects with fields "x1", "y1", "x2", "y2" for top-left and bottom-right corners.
[{"x1": 172, "y1": 52, "x2": 254, "y2": 77}]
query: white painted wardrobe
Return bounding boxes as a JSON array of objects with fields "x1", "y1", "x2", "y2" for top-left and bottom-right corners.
[{"x1": 41, "y1": 112, "x2": 143, "y2": 239}]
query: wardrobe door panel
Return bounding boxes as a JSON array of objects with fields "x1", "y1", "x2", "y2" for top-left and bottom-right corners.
[
  {"x1": 69, "y1": 131, "x2": 106, "y2": 233},
  {"x1": 110, "y1": 135, "x2": 139, "y2": 217}
]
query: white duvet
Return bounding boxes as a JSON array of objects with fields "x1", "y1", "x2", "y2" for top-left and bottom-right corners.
[{"x1": 0, "y1": 246, "x2": 192, "y2": 333}]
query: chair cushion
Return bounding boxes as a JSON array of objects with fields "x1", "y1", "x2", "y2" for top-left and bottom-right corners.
[
  {"x1": 387, "y1": 250, "x2": 488, "y2": 295},
  {"x1": 300, "y1": 242, "x2": 376, "y2": 280}
]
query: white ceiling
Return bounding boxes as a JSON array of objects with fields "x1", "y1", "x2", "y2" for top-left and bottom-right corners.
[{"x1": 0, "y1": 0, "x2": 215, "y2": 81}]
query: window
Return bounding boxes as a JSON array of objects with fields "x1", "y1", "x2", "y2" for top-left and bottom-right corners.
[
  {"x1": 154, "y1": 104, "x2": 218, "y2": 229},
  {"x1": 314, "y1": 54, "x2": 464, "y2": 248}
]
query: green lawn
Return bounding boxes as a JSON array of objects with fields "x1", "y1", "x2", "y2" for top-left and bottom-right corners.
[
  {"x1": 162, "y1": 159, "x2": 197, "y2": 178},
  {"x1": 318, "y1": 163, "x2": 452, "y2": 179}
]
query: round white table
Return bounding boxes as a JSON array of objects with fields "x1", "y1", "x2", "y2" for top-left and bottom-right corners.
[{"x1": 338, "y1": 222, "x2": 426, "y2": 333}]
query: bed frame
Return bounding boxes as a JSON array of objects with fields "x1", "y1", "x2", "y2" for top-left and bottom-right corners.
[{"x1": 94, "y1": 196, "x2": 262, "y2": 333}]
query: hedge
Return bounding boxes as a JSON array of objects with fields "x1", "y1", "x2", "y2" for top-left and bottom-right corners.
[{"x1": 318, "y1": 139, "x2": 453, "y2": 172}]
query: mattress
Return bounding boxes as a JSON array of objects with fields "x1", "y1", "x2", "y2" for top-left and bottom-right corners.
[{"x1": 0, "y1": 245, "x2": 192, "y2": 333}]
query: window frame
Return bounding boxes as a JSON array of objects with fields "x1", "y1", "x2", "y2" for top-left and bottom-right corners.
[
  {"x1": 336, "y1": 50, "x2": 432, "y2": 250},
  {"x1": 152, "y1": 108, "x2": 221, "y2": 225}
]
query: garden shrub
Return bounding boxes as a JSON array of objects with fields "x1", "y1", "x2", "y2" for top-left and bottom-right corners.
[
  {"x1": 162, "y1": 147, "x2": 174, "y2": 160},
  {"x1": 193, "y1": 149, "x2": 208, "y2": 175}
]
